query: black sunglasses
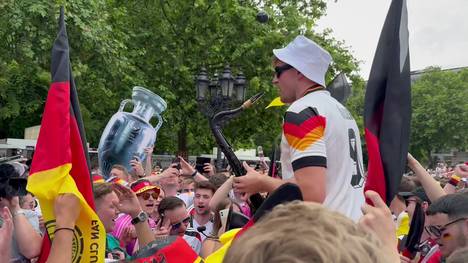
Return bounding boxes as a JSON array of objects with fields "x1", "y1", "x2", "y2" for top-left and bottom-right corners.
[
  {"x1": 404, "y1": 198, "x2": 419, "y2": 207},
  {"x1": 274, "y1": 64, "x2": 294, "y2": 78},
  {"x1": 425, "y1": 217, "x2": 467, "y2": 238},
  {"x1": 171, "y1": 216, "x2": 191, "y2": 230}
]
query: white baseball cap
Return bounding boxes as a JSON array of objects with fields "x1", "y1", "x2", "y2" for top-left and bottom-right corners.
[{"x1": 273, "y1": 35, "x2": 332, "y2": 87}]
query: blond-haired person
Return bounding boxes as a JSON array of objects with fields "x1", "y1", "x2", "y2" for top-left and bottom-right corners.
[{"x1": 225, "y1": 191, "x2": 399, "y2": 263}]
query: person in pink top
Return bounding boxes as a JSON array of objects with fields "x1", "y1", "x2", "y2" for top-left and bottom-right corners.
[
  {"x1": 231, "y1": 188, "x2": 252, "y2": 218},
  {"x1": 112, "y1": 179, "x2": 160, "y2": 255}
]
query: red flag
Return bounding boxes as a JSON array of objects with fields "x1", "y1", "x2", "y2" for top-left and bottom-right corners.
[
  {"x1": 132, "y1": 236, "x2": 203, "y2": 263},
  {"x1": 27, "y1": 7, "x2": 106, "y2": 262},
  {"x1": 364, "y1": 0, "x2": 411, "y2": 204}
]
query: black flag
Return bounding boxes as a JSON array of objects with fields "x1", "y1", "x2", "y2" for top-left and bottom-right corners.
[{"x1": 363, "y1": 0, "x2": 411, "y2": 204}]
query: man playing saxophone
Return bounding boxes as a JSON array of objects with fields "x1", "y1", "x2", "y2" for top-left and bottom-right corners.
[{"x1": 233, "y1": 35, "x2": 365, "y2": 221}]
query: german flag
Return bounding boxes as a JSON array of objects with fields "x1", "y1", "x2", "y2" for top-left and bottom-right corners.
[
  {"x1": 105, "y1": 176, "x2": 128, "y2": 186},
  {"x1": 363, "y1": 0, "x2": 411, "y2": 205},
  {"x1": 283, "y1": 108, "x2": 326, "y2": 151},
  {"x1": 27, "y1": 8, "x2": 106, "y2": 262}
]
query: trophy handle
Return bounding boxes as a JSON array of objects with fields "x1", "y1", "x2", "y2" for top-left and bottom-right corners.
[
  {"x1": 118, "y1": 99, "x2": 133, "y2": 112},
  {"x1": 154, "y1": 113, "x2": 163, "y2": 133}
]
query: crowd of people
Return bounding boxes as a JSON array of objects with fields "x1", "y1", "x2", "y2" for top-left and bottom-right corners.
[
  {"x1": 1, "y1": 154, "x2": 467, "y2": 263},
  {"x1": 0, "y1": 35, "x2": 467, "y2": 263}
]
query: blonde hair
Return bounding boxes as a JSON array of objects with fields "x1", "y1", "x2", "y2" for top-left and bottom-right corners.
[{"x1": 224, "y1": 201, "x2": 390, "y2": 263}]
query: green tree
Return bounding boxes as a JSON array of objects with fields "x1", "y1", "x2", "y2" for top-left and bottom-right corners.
[
  {"x1": 0, "y1": 0, "x2": 138, "y2": 143},
  {"x1": 0, "y1": 0, "x2": 362, "y2": 158},
  {"x1": 409, "y1": 67, "x2": 468, "y2": 164},
  {"x1": 113, "y1": 0, "x2": 361, "y2": 156}
]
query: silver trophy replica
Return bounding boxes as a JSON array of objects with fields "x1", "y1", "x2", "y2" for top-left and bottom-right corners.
[{"x1": 98, "y1": 86, "x2": 167, "y2": 178}]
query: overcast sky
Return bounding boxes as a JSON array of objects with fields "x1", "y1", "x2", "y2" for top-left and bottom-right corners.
[{"x1": 316, "y1": 0, "x2": 468, "y2": 78}]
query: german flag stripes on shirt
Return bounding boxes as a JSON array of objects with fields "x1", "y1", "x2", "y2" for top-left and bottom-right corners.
[
  {"x1": 282, "y1": 106, "x2": 328, "y2": 173},
  {"x1": 279, "y1": 90, "x2": 365, "y2": 222},
  {"x1": 283, "y1": 107, "x2": 326, "y2": 152}
]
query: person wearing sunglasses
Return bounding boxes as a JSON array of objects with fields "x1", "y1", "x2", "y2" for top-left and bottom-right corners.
[
  {"x1": 149, "y1": 188, "x2": 165, "y2": 224},
  {"x1": 425, "y1": 193, "x2": 468, "y2": 259},
  {"x1": 111, "y1": 179, "x2": 160, "y2": 255},
  {"x1": 233, "y1": 35, "x2": 365, "y2": 222},
  {"x1": 157, "y1": 196, "x2": 202, "y2": 254},
  {"x1": 399, "y1": 187, "x2": 431, "y2": 221},
  {"x1": 398, "y1": 187, "x2": 443, "y2": 262}
]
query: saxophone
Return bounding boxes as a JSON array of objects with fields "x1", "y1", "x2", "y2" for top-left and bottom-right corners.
[{"x1": 210, "y1": 92, "x2": 265, "y2": 209}]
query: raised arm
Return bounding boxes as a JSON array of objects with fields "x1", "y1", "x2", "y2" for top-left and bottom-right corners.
[
  {"x1": 144, "y1": 164, "x2": 179, "y2": 185},
  {"x1": 0, "y1": 207, "x2": 14, "y2": 263},
  {"x1": 407, "y1": 153, "x2": 446, "y2": 202},
  {"x1": 46, "y1": 194, "x2": 81, "y2": 263},
  {"x1": 112, "y1": 183, "x2": 154, "y2": 248},
  {"x1": 209, "y1": 176, "x2": 234, "y2": 212},
  {"x1": 444, "y1": 163, "x2": 468, "y2": 194},
  {"x1": 8, "y1": 196, "x2": 42, "y2": 259},
  {"x1": 144, "y1": 146, "x2": 154, "y2": 177},
  {"x1": 179, "y1": 156, "x2": 209, "y2": 182}
]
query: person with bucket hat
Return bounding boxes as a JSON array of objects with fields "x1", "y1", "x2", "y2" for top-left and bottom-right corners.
[{"x1": 233, "y1": 35, "x2": 365, "y2": 221}]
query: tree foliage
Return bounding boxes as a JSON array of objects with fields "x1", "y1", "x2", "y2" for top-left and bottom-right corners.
[
  {"x1": 409, "y1": 67, "x2": 468, "y2": 163},
  {"x1": 0, "y1": 0, "x2": 138, "y2": 143},
  {"x1": 0, "y1": 0, "x2": 361, "y2": 157}
]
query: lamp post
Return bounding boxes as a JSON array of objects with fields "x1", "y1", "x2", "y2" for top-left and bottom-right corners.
[{"x1": 195, "y1": 65, "x2": 247, "y2": 169}]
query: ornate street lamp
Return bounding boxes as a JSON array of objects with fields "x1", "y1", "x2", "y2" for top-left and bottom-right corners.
[
  {"x1": 219, "y1": 65, "x2": 235, "y2": 98},
  {"x1": 195, "y1": 67, "x2": 209, "y2": 101},
  {"x1": 195, "y1": 65, "x2": 248, "y2": 169},
  {"x1": 195, "y1": 65, "x2": 247, "y2": 117},
  {"x1": 234, "y1": 71, "x2": 246, "y2": 101},
  {"x1": 209, "y1": 73, "x2": 219, "y2": 98}
]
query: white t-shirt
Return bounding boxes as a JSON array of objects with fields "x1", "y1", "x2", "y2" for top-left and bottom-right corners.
[
  {"x1": 183, "y1": 228, "x2": 202, "y2": 254},
  {"x1": 280, "y1": 90, "x2": 365, "y2": 221},
  {"x1": 191, "y1": 218, "x2": 214, "y2": 242},
  {"x1": 176, "y1": 192, "x2": 194, "y2": 208}
]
